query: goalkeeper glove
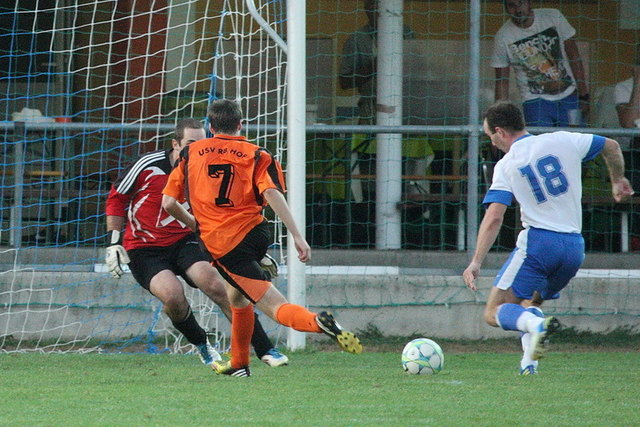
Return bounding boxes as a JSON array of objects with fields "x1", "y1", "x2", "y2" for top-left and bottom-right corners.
[
  {"x1": 105, "y1": 230, "x2": 130, "y2": 279},
  {"x1": 260, "y1": 253, "x2": 279, "y2": 279}
]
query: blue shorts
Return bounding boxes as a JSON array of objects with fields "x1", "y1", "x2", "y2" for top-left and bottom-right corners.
[
  {"x1": 494, "y1": 227, "x2": 585, "y2": 300},
  {"x1": 522, "y1": 92, "x2": 579, "y2": 127}
]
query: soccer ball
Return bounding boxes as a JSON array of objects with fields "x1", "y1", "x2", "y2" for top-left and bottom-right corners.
[{"x1": 401, "y1": 338, "x2": 444, "y2": 375}]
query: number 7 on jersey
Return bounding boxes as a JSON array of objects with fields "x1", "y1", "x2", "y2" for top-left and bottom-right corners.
[{"x1": 208, "y1": 164, "x2": 235, "y2": 207}]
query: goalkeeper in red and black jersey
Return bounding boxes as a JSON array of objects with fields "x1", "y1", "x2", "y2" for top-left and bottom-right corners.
[{"x1": 105, "y1": 118, "x2": 288, "y2": 368}]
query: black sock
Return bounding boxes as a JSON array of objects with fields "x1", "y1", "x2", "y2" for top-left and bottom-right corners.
[
  {"x1": 171, "y1": 308, "x2": 207, "y2": 346},
  {"x1": 251, "y1": 313, "x2": 274, "y2": 359}
]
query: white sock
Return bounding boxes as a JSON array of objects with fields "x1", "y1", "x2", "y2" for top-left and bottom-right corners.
[
  {"x1": 515, "y1": 311, "x2": 543, "y2": 333},
  {"x1": 527, "y1": 306, "x2": 544, "y2": 317},
  {"x1": 520, "y1": 332, "x2": 538, "y2": 370}
]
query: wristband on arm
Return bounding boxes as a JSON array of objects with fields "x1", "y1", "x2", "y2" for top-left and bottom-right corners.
[{"x1": 107, "y1": 230, "x2": 122, "y2": 246}]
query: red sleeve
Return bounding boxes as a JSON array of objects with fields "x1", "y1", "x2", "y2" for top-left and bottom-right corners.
[{"x1": 105, "y1": 184, "x2": 131, "y2": 217}]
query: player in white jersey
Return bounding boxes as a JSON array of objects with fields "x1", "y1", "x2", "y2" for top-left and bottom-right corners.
[{"x1": 463, "y1": 102, "x2": 634, "y2": 375}]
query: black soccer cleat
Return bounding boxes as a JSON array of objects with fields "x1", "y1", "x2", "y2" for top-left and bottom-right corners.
[
  {"x1": 316, "y1": 311, "x2": 363, "y2": 354},
  {"x1": 212, "y1": 360, "x2": 251, "y2": 377}
]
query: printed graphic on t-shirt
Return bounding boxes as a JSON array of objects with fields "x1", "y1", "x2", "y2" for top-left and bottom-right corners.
[{"x1": 509, "y1": 27, "x2": 571, "y2": 95}]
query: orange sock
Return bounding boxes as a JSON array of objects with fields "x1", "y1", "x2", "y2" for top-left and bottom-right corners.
[
  {"x1": 231, "y1": 305, "x2": 255, "y2": 369},
  {"x1": 276, "y1": 303, "x2": 321, "y2": 333}
]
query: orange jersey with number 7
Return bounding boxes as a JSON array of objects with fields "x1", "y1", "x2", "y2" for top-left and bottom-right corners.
[{"x1": 162, "y1": 134, "x2": 285, "y2": 259}]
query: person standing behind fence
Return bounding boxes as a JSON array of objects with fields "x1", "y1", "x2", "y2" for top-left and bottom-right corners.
[
  {"x1": 614, "y1": 45, "x2": 640, "y2": 183},
  {"x1": 162, "y1": 100, "x2": 362, "y2": 378},
  {"x1": 105, "y1": 118, "x2": 289, "y2": 368},
  {"x1": 614, "y1": 44, "x2": 640, "y2": 250},
  {"x1": 339, "y1": 0, "x2": 414, "y2": 126},
  {"x1": 463, "y1": 102, "x2": 633, "y2": 375},
  {"x1": 339, "y1": 0, "x2": 431, "y2": 201},
  {"x1": 491, "y1": 0, "x2": 590, "y2": 127}
]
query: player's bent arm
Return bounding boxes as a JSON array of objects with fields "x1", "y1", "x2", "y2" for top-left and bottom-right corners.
[
  {"x1": 262, "y1": 188, "x2": 311, "y2": 262},
  {"x1": 494, "y1": 67, "x2": 510, "y2": 101},
  {"x1": 463, "y1": 203, "x2": 507, "y2": 291},
  {"x1": 471, "y1": 202, "x2": 507, "y2": 266},
  {"x1": 600, "y1": 138, "x2": 635, "y2": 202},
  {"x1": 161, "y1": 194, "x2": 197, "y2": 232}
]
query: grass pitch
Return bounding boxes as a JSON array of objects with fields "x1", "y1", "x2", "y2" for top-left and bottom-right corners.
[{"x1": 1, "y1": 350, "x2": 638, "y2": 426}]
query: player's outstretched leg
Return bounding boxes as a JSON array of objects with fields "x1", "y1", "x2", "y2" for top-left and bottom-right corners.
[
  {"x1": 316, "y1": 311, "x2": 363, "y2": 354},
  {"x1": 272, "y1": 303, "x2": 363, "y2": 354},
  {"x1": 530, "y1": 316, "x2": 561, "y2": 361}
]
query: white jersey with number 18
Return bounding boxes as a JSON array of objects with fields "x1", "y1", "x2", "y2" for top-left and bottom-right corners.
[{"x1": 483, "y1": 131, "x2": 605, "y2": 233}]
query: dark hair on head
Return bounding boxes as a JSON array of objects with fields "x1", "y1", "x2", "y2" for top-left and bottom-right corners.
[
  {"x1": 207, "y1": 99, "x2": 243, "y2": 134},
  {"x1": 483, "y1": 101, "x2": 525, "y2": 134},
  {"x1": 175, "y1": 118, "x2": 203, "y2": 141}
]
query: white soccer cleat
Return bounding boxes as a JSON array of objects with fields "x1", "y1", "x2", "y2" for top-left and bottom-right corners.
[
  {"x1": 196, "y1": 341, "x2": 222, "y2": 365},
  {"x1": 519, "y1": 365, "x2": 538, "y2": 375},
  {"x1": 261, "y1": 348, "x2": 289, "y2": 367},
  {"x1": 530, "y1": 317, "x2": 561, "y2": 361}
]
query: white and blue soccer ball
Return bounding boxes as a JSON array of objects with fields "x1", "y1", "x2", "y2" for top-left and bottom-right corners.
[{"x1": 401, "y1": 338, "x2": 444, "y2": 375}]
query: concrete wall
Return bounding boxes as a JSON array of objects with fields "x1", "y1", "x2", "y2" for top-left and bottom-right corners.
[{"x1": 1, "y1": 269, "x2": 638, "y2": 349}]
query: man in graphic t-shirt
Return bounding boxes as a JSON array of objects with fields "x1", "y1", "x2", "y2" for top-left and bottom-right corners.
[{"x1": 491, "y1": 0, "x2": 590, "y2": 127}]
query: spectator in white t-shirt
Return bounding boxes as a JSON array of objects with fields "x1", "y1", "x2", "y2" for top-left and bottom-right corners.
[{"x1": 491, "y1": 0, "x2": 589, "y2": 127}]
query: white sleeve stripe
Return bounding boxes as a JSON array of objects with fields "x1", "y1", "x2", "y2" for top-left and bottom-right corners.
[
  {"x1": 496, "y1": 248, "x2": 526, "y2": 290},
  {"x1": 115, "y1": 151, "x2": 165, "y2": 194}
]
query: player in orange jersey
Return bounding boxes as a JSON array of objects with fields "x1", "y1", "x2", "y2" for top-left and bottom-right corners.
[
  {"x1": 162, "y1": 99, "x2": 362, "y2": 377},
  {"x1": 105, "y1": 118, "x2": 288, "y2": 368}
]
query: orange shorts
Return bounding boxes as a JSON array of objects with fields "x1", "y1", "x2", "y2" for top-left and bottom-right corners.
[
  {"x1": 211, "y1": 221, "x2": 273, "y2": 304},
  {"x1": 214, "y1": 260, "x2": 271, "y2": 303}
]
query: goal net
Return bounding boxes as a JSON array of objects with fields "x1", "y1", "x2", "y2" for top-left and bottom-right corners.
[
  {"x1": 2, "y1": 0, "x2": 639, "y2": 356},
  {"x1": 0, "y1": 0, "x2": 288, "y2": 353}
]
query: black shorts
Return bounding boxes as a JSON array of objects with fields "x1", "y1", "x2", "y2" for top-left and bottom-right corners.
[
  {"x1": 127, "y1": 234, "x2": 210, "y2": 291},
  {"x1": 215, "y1": 221, "x2": 272, "y2": 303}
]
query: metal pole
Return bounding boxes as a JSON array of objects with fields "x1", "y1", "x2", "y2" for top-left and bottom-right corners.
[
  {"x1": 466, "y1": 0, "x2": 481, "y2": 254},
  {"x1": 286, "y1": 0, "x2": 306, "y2": 350},
  {"x1": 2, "y1": 121, "x2": 640, "y2": 138},
  {"x1": 621, "y1": 212, "x2": 629, "y2": 252},
  {"x1": 10, "y1": 123, "x2": 25, "y2": 254},
  {"x1": 375, "y1": 0, "x2": 403, "y2": 249},
  {"x1": 246, "y1": 0, "x2": 288, "y2": 53}
]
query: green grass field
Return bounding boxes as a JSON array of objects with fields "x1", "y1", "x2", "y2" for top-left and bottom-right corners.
[{"x1": 2, "y1": 350, "x2": 638, "y2": 426}]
